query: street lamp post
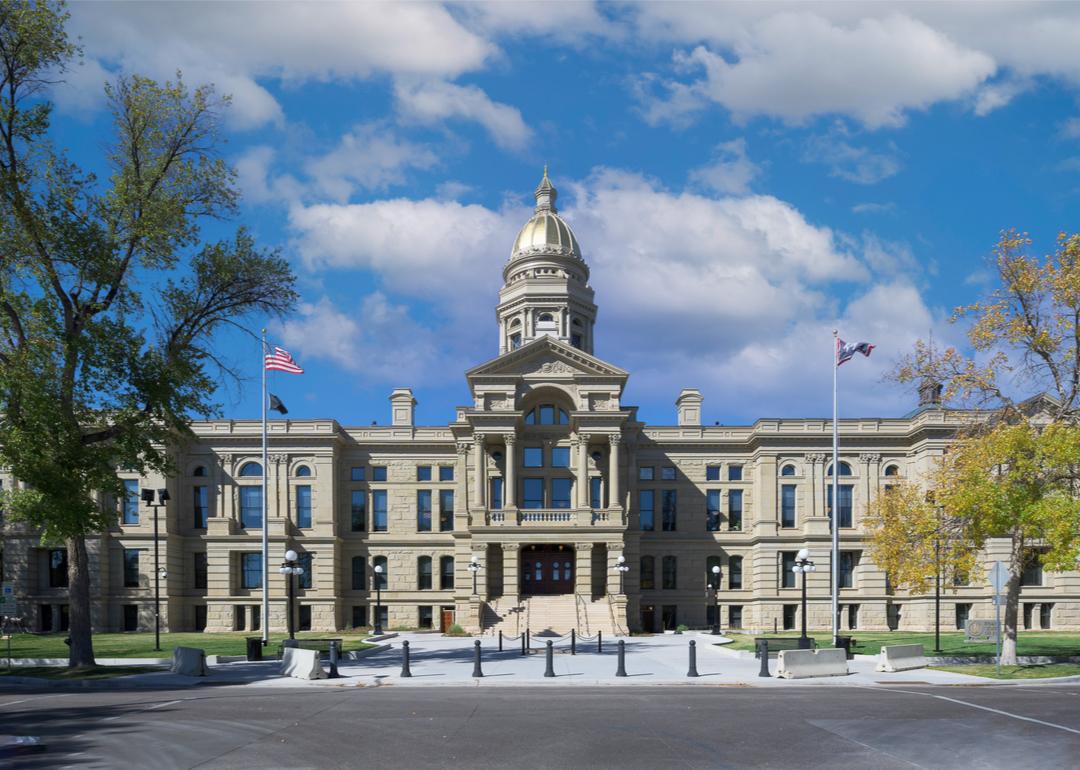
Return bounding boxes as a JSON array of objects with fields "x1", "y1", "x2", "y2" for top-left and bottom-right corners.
[
  {"x1": 792, "y1": 548, "x2": 816, "y2": 650},
  {"x1": 373, "y1": 564, "x2": 384, "y2": 634},
  {"x1": 615, "y1": 555, "x2": 629, "y2": 594},
  {"x1": 140, "y1": 487, "x2": 171, "y2": 652},
  {"x1": 710, "y1": 565, "x2": 722, "y2": 635},
  {"x1": 468, "y1": 557, "x2": 482, "y2": 595},
  {"x1": 278, "y1": 549, "x2": 304, "y2": 640}
]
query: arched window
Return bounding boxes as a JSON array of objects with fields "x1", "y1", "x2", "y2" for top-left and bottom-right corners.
[
  {"x1": 440, "y1": 556, "x2": 455, "y2": 590},
  {"x1": 193, "y1": 465, "x2": 207, "y2": 477},
  {"x1": 827, "y1": 462, "x2": 853, "y2": 476},
  {"x1": 373, "y1": 556, "x2": 388, "y2": 589},
  {"x1": 780, "y1": 465, "x2": 796, "y2": 476},
  {"x1": 640, "y1": 555, "x2": 655, "y2": 590},
  {"x1": 417, "y1": 556, "x2": 432, "y2": 590},
  {"x1": 884, "y1": 465, "x2": 899, "y2": 477},
  {"x1": 591, "y1": 451, "x2": 603, "y2": 462},
  {"x1": 238, "y1": 462, "x2": 262, "y2": 477},
  {"x1": 706, "y1": 556, "x2": 722, "y2": 589},
  {"x1": 295, "y1": 465, "x2": 312, "y2": 477},
  {"x1": 525, "y1": 405, "x2": 570, "y2": 425}
]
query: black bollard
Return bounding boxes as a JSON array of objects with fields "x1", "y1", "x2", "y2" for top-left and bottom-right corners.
[
  {"x1": 521, "y1": 632, "x2": 527, "y2": 656},
  {"x1": 571, "y1": 629, "x2": 576, "y2": 655},
  {"x1": 616, "y1": 640, "x2": 627, "y2": 677},
  {"x1": 758, "y1": 639, "x2": 771, "y2": 678},
  {"x1": 499, "y1": 630, "x2": 503, "y2": 652},
  {"x1": 400, "y1": 640, "x2": 412, "y2": 678},
  {"x1": 473, "y1": 639, "x2": 484, "y2": 677},
  {"x1": 544, "y1": 640, "x2": 555, "y2": 677},
  {"x1": 526, "y1": 628, "x2": 530, "y2": 652},
  {"x1": 328, "y1": 640, "x2": 340, "y2": 679},
  {"x1": 687, "y1": 640, "x2": 699, "y2": 678},
  {"x1": 598, "y1": 630, "x2": 603, "y2": 654}
]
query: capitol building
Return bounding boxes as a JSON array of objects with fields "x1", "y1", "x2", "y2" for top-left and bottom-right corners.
[{"x1": 5, "y1": 172, "x2": 1078, "y2": 637}]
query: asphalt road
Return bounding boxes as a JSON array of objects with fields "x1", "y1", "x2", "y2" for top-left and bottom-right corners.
[{"x1": 3, "y1": 684, "x2": 1080, "y2": 769}]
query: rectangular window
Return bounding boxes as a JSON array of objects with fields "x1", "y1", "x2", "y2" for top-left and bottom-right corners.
[
  {"x1": 49, "y1": 548, "x2": 68, "y2": 587},
  {"x1": 352, "y1": 605, "x2": 368, "y2": 629},
  {"x1": 729, "y1": 605, "x2": 743, "y2": 630},
  {"x1": 728, "y1": 465, "x2": 743, "y2": 481},
  {"x1": 240, "y1": 553, "x2": 262, "y2": 589},
  {"x1": 418, "y1": 559, "x2": 432, "y2": 590},
  {"x1": 661, "y1": 490, "x2": 677, "y2": 531},
  {"x1": 839, "y1": 551, "x2": 858, "y2": 588},
  {"x1": 123, "y1": 604, "x2": 138, "y2": 632},
  {"x1": 417, "y1": 491, "x2": 432, "y2": 531},
  {"x1": 240, "y1": 486, "x2": 263, "y2": 529},
  {"x1": 351, "y1": 490, "x2": 367, "y2": 532},
  {"x1": 783, "y1": 604, "x2": 797, "y2": 631},
  {"x1": 417, "y1": 465, "x2": 432, "y2": 481},
  {"x1": 781, "y1": 484, "x2": 796, "y2": 528},
  {"x1": 193, "y1": 485, "x2": 208, "y2": 529},
  {"x1": 350, "y1": 466, "x2": 365, "y2": 482},
  {"x1": 590, "y1": 477, "x2": 603, "y2": 509},
  {"x1": 706, "y1": 490, "x2": 721, "y2": 531},
  {"x1": 123, "y1": 549, "x2": 140, "y2": 587},
  {"x1": 706, "y1": 465, "x2": 720, "y2": 481},
  {"x1": 372, "y1": 466, "x2": 387, "y2": 482},
  {"x1": 1040, "y1": 603, "x2": 1053, "y2": 629},
  {"x1": 299, "y1": 605, "x2": 311, "y2": 631},
  {"x1": 551, "y1": 446, "x2": 570, "y2": 468},
  {"x1": 729, "y1": 556, "x2": 743, "y2": 589},
  {"x1": 440, "y1": 557, "x2": 455, "y2": 590},
  {"x1": 122, "y1": 479, "x2": 140, "y2": 525},
  {"x1": 826, "y1": 484, "x2": 853, "y2": 528},
  {"x1": 662, "y1": 556, "x2": 677, "y2": 589},
  {"x1": 439, "y1": 490, "x2": 455, "y2": 531},
  {"x1": 523, "y1": 447, "x2": 543, "y2": 468},
  {"x1": 639, "y1": 490, "x2": 655, "y2": 531},
  {"x1": 781, "y1": 552, "x2": 797, "y2": 588},
  {"x1": 372, "y1": 490, "x2": 388, "y2": 531},
  {"x1": 194, "y1": 553, "x2": 207, "y2": 590},
  {"x1": 296, "y1": 485, "x2": 312, "y2": 528},
  {"x1": 195, "y1": 605, "x2": 207, "y2": 631},
  {"x1": 639, "y1": 466, "x2": 654, "y2": 481},
  {"x1": 490, "y1": 478, "x2": 503, "y2": 510},
  {"x1": 523, "y1": 478, "x2": 544, "y2": 509},
  {"x1": 551, "y1": 478, "x2": 573, "y2": 509},
  {"x1": 439, "y1": 466, "x2": 454, "y2": 482},
  {"x1": 419, "y1": 606, "x2": 433, "y2": 629},
  {"x1": 640, "y1": 557, "x2": 655, "y2": 590},
  {"x1": 728, "y1": 490, "x2": 743, "y2": 531},
  {"x1": 661, "y1": 466, "x2": 676, "y2": 481},
  {"x1": 1021, "y1": 552, "x2": 1044, "y2": 586},
  {"x1": 955, "y1": 603, "x2": 971, "y2": 630},
  {"x1": 352, "y1": 557, "x2": 366, "y2": 591},
  {"x1": 298, "y1": 553, "x2": 313, "y2": 590}
]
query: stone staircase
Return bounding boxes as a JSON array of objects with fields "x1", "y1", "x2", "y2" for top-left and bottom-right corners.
[
  {"x1": 481, "y1": 596, "x2": 526, "y2": 636},
  {"x1": 483, "y1": 594, "x2": 623, "y2": 637}
]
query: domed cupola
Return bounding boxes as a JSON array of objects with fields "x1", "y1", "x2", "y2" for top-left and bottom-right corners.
[{"x1": 496, "y1": 169, "x2": 598, "y2": 356}]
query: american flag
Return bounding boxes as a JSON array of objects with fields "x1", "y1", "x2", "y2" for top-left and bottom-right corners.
[
  {"x1": 836, "y1": 338, "x2": 875, "y2": 367},
  {"x1": 264, "y1": 346, "x2": 304, "y2": 374}
]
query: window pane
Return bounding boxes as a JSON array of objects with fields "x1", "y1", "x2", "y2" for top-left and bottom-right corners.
[
  {"x1": 440, "y1": 556, "x2": 455, "y2": 590},
  {"x1": 240, "y1": 486, "x2": 263, "y2": 529},
  {"x1": 417, "y1": 466, "x2": 432, "y2": 481},
  {"x1": 241, "y1": 553, "x2": 263, "y2": 589},
  {"x1": 728, "y1": 465, "x2": 743, "y2": 481},
  {"x1": 781, "y1": 552, "x2": 796, "y2": 588},
  {"x1": 439, "y1": 466, "x2": 454, "y2": 482},
  {"x1": 350, "y1": 466, "x2": 365, "y2": 481},
  {"x1": 661, "y1": 490, "x2": 677, "y2": 531},
  {"x1": 123, "y1": 479, "x2": 140, "y2": 524},
  {"x1": 295, "y1": 465, "x2": 311, "y2": 477},
  {"x1": 551, "y1": 478, "x2": 573, "y2": 509},
  {"x1": 298, "y1": 553, "x2": 313, "y2": 589},
  {"x1": 781, "y1": 465, "x2": 796, "y2": 476},
  {"x1": 123, "y1": 549, "x2": 139, "y2": 587},
  {"x1": 551, "y1": 446, "x2": 570, "y2": 468},
  {"x1": 640, "y1": 556, "x2": 655, "y2": 589},
  {"x1": 729, "y1": 556, "x2": 743, "y2": 589},
  {"x1": 661, "y1": 466, "x2": 676, "y2": 481},
  {"x1": 439, "y1": 490, "x2": 455, "y2": 531},
  {"x1": 194, "y1": 553, "x2": 207, "y2": 589},
  {"x1": 523, "y1": 478, "x2": 544, "y2": 509},
  {"x1": 193, "y1": 485, "x2": 208, "y2": 529},
  {"x1": 238, "y1": 462, "x2": 262, "y2": 477},
  {"x1": 296, "y1": 485, "x2": 312, "y2": 528},
  {"x1": 417, "y1": 491, "x2": 432, "y2": 531},
  {"x1": 706, "y1": 465, "x2": 720, "y2": 481},
  {"x1": 539, "y1": 405, "x2": 555, "y2": 424},
  {"x1": 639, "y1": 466, "x2": 653, "y2": 481},
  {"x1": 706, "y1": 490, "x2": 720, "y2": 531},
  {"x1": 352, "y1": 557, "x2": 366, "y2": 590},
  {"x1": 351, "y1": 490, "x2": 367, "y2": 531},
  {"x1": 372, "y1": 490, "x2": 388, "y2": 531},
  {"x1": 662, "y1": 556, "x2": 677, "y2": 589},
  {"x1": 418, "y1": 557, "x2": 432, "y2": 589},
  {"x1": 639, "y1": 490, "x2": 654, "y2": 531},
  {"x1": 372, "y1": 466, "x2": 387, "y2": 482},
  {"x1": 523, "y1": 447, "x2": 543, "y2": 467},
  {"x1": 781, "y1": 485, "x2": 796, "y2": 528},
  {"x1": 826, "y1": 484, "x2": 853, "y2": 528},
  {"x1": 590, "y1": 477, "x2": 603, "y2": 509},
  {"x1": 728, "y1": 490, "x2": 743, "y2": 531},
  {"x1": 490, "y1": 478, "x2": 504, "y2": 510}
]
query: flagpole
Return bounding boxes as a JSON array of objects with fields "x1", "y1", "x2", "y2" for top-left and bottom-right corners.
[
  {"x1": 831, "y1": 328, "x2": 840, "y2": 647},
  {"x1": 261, "y1": 328, "x2": 270, "y2": 646}
]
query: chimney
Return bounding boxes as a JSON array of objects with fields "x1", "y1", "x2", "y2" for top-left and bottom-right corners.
[
  {"x1": 675, "y1": 388, "x2": 703, "y2": 426},
  {"x1": 389, "y1": 388, "x2": 417, "y2": 426},
  {"x1": 918, "y1": 379, "x2": 943, "y2": 408}
]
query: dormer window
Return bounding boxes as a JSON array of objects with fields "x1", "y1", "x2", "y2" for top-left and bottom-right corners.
[{"x1": 524, "y1": 405, "x2": 569, "y2": 425}]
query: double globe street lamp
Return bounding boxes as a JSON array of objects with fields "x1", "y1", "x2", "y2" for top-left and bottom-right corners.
[
  {"x1": 791, "y1": 548, "x2": 817, "y2": 649},
  {"x1": 372, "y1": 563, "x2": 385, "y2": 634},
  {"x1": 468, "y1": 557, "x2": 482, "y2": 595},
  {"x1": 279, "y1": 549, "x2": 304, "y2": 640},
  {"x1": 615, "y1": 555, "x2": 629, "y2": 594},
  {"x1": 140, "y1": 487, "x2": 171, "y2": 652},
  {"x1": 710, "y1": 564, "x2": 722, "y2": 635}
]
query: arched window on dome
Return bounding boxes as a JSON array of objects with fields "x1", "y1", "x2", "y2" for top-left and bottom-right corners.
[
  {"x1": 827, "y1": 462, "x2": 853, "y2": 476},
  {"x1": 884, "y1": 464, "x2": 900, "y2": 477},
  {"x1": 536, "y1": 313, "x2": 557, "y2": 337},
  {"x1": 780, "y1": 464, "x2": 796, "y2": 476}
]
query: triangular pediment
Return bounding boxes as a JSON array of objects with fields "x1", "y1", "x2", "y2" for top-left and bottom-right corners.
[{"x1": 466, "y1": 337, "x2": 628, "y2": 379}]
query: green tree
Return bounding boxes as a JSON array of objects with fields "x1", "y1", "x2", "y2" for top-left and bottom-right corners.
[
  {"x1": 890, "y1": 230, "x2": 1080, "y2": 664},
  {"x1": 0, "y1": 1, "x2": 297, "y2": 667}
]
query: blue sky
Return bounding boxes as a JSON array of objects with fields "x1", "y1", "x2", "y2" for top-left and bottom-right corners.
[{"x1": 51, "y1": 2, "x2": 1080, "y2": 427}]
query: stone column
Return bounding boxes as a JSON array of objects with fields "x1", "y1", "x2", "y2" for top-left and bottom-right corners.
[
  {"x1": 502, "y1": 543, "x2": 519, "y2": 600},
  {"x1": 608, "y1": 434, "x2": 622, "y2": 510},
  {"x1": 455, "y1": 441, "x2": 470, "y2": 523},
  {"x1": 504, "y1": 434, "x2": 517, "y2": 509},
  {"x1": 576, "y1": 434, "x2": 590, "y2": 509},
  {"x1": 473, "y1": 433, "x2": 486, "y2": 509},
  {"x1": 575, "y1": 543, "x2": 593, "y2": 597}
]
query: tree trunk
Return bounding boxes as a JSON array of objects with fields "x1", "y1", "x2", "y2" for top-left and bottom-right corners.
[
  {"x1": 66, "y1": 535, "x2": 97, "y2": 668},
  {"x1": 1001, "y1": 537, "x2": 1023, "y2": 666}
]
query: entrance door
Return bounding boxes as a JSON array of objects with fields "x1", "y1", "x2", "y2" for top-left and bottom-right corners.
[
  {"x1": 641, "y1": 604, "x2": 656, "y2": 633},
  {"x1": 520, "y1": 545, "x2": 574, "y2": 595},
  {"x1": 440, "y1": 608, "x2": 455, "y2": 632}
]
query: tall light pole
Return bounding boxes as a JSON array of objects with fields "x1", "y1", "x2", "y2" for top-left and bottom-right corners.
[
  {"x1": 278, "y1": 549, "x2": 303, "y2": 640},
  {"x1": 710, "y1": 565, "x2": 722, "y2": 635},
  {"x1": 373, "y1": 564, "x2": 384, "y2": 634},
  {"x1": 468, "y1": 557, "x2": 482, "y2": 595},
  {"x1": 792, "y1": 548, "x2": 816, "y2": 649},
  {"x1": 615, "y1": 555, "x2": 629, "y2": 594},
  {"x1": 140, "y1": 487, "x2": 170, "y2": 652}
]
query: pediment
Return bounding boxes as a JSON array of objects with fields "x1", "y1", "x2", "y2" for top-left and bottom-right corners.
[{"x1": 467, "y1": 337, "x2": 628, "y2": 379}]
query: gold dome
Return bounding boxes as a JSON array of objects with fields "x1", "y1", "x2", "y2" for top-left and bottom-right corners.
[{"x1": 510, "y1": 168, "x2": 583, "y2": 261}]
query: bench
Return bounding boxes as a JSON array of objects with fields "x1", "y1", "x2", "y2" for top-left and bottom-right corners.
[
  {"x1": 754, "y1": 637, "x2": 816, "y2": 659},
  {"x1": 276, "y1": 638, "x2": 344, "y2": 660}
]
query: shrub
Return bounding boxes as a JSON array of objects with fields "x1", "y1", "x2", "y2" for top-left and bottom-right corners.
[{"x1": 444, "y1": 623, "x2": 468, "y2": 636}]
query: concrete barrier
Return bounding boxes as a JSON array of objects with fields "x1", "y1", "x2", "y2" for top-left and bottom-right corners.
[
  {"x1": 876, "y1": 644, "x2": 928, "y2": 672},
  {"x1": 776, "y1": 648, "x2": 849, "y2": 679},
  {"x1": 280, "y1": 647, "x2": 327, "y2": 680},
  {"x1": 171, "y1": 646, "x2": 208, "y2": 677}
]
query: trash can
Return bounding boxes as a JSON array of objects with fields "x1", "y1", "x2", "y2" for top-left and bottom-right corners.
[
  {"x1": 835, "y1": 636, "x2": 854, "y2": 660},
  {"x1": 246, "y1": 637, "x2": 263, "y2": 661}
]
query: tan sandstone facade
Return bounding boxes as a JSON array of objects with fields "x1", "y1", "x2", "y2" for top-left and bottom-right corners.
[{"x1": 3, "y1": 172, "x2": 1079, "y2": 636}]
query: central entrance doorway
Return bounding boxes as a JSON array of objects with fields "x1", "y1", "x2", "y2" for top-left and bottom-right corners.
[{"x1": 521, "y1": 544, "x2": 575, "y2": 595}]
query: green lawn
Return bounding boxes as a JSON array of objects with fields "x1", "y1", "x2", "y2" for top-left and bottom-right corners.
[
  {"x1": 932, "y1": 663, "x2": 1080, "y2": 680},
  {"x1": 722, "y1": 631, "x2": 1080, "y2": 657},
  {"x1": 1, "y1": 631, "x2": 376, "y2": 660},
  {"x1": 0, "y1": 665, "x2": 164, "y2": 680}
]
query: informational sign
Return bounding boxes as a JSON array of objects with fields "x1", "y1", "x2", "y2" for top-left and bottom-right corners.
[
  {"x1": 0, "y1": 583, "x2": 19, "y2": 618},
  {"x1": 988, "y1": 561, "x2": 1009, "y2": 594}
]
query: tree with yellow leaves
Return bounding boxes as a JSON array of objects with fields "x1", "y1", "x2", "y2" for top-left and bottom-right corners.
[{"x1": 885, "y1": 230, "x2": 1080, "y2": 664}]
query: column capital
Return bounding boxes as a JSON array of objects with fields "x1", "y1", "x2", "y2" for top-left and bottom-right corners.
[
  {"x1": 503, "y1": 433, "x2": 517, "y2": 446},
  {"x1": 474, "y1": 432, "x2": 487, "y2": 443},
  {"x1": 805, "y1": 452, "x2": 826, "y2": 464},
  {"x1": 219, "y1": 453, "x2": 234, "y2": 466},
  {"x1": 270, "y1": 453, "x2": 288, "y2": 465},
  {"x1": 859, "y1": 452, "x2": 881, "y2": 464},
  {"x1": 606, "y1": 541, "x2": 624, "y2": 551},
  {"x1": 456, "y1": 441, "x2": 471, "y2": 455},
  {"x1": 501, "y1": 542, "x2": 518, "y2": 553},
  {"x1": 575, "y1": 542, "x2": 595, "y2": 552},
  {"x1": 608, "y1": 433, "x2": 622, "y2": 446}
]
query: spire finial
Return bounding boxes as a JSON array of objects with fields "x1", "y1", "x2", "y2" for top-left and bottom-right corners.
[{"x1": 534, "y1": 166, "x2": 557, "y2": 212}]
